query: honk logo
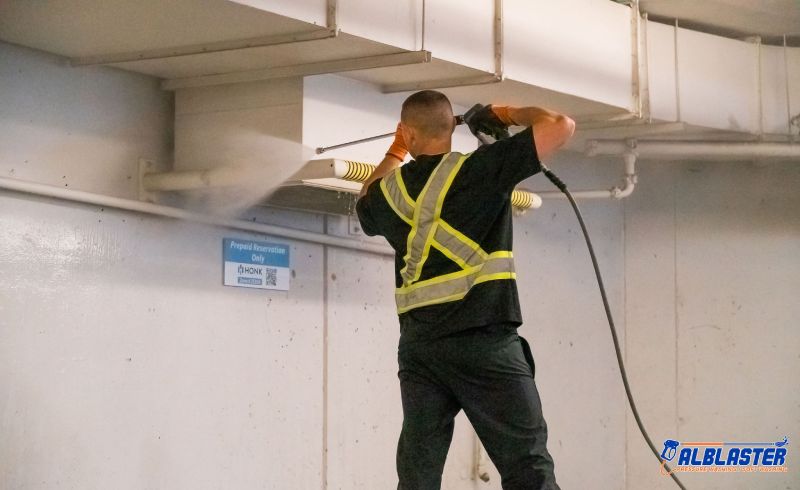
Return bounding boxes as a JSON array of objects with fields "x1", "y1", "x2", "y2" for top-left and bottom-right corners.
[{"x1": 660, "y1": 437, "x2": 788, "y2": 475}]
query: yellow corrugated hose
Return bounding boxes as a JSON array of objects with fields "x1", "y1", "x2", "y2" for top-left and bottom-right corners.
[{"x1": 340, "y1": 160, "x2": 537, "y2": 211}]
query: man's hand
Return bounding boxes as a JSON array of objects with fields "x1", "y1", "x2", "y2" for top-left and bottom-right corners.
[
  {"x1": 359, "y1": 123, "x2": 407, "y2": 198},
  {"x1": 463, "y1": 104, "x2": 511, "y2": 144},
  {"x1": 385, "y1": 123, "x2": 408, "y2": 162}
]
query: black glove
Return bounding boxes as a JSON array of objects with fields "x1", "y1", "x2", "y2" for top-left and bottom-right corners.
[{"x1": 462, "y1": 103, "x2": 511, "y2": 145}]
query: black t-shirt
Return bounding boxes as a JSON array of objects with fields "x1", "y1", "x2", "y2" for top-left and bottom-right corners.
[{"x1": 356, "y1": 127, "x2": 542, "y2": 343}]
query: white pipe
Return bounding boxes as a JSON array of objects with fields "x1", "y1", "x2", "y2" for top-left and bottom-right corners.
[
  {"x1": 0, "y1": 176, "x2": 394, "y2": 257},
  {"x1": 587, "y1": 140, "x2": 800, "y2": 159},
  {"x1": 538, "y1": 152, "x2": 637, "y2": 200}
]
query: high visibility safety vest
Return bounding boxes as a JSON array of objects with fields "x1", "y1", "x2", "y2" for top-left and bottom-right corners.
[{"x1": 380, "y1": 152, "x2": 516, "y2": 314}]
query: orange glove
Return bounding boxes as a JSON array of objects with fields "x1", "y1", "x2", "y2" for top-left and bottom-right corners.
[
  {"x1": 490, "y1": 105, "x2": 516, "y2": 126},
  {"x1": 385, "y1": 123, "x2": 408, "y2": 161}
]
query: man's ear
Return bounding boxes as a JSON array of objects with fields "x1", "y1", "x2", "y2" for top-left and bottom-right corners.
[{"x1": 401, "y1": 124, "x2": 414, "y2": 148}]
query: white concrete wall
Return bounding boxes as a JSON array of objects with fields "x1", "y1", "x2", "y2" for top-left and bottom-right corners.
[
  {"x1": 624, "y1": 161, "x2": 800, "y2": 490},
  {"x1": 0, "y1": 196, "x2": 326, "y2": 489},
  {"x1": 0, "y1": 42, "x2": 328, "y2": 489}
]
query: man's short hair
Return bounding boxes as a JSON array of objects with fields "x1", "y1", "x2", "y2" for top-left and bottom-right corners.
[{"x1": 401, "y1": 90, "x2": 455, "y2": 139}]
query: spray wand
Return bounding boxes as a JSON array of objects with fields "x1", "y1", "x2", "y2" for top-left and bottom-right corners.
[{"x1": 315, "y1": 115, "x2": 466, "y2": 154}]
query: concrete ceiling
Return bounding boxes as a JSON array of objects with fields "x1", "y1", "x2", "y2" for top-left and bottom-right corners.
[{"x1": 639, "y1": 0, "x2": 800, "y2": 45}]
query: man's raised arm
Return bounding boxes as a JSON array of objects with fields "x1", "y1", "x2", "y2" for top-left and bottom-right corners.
[
  {"x1": 492, "y1": 106, "x2": 575, "y2": 160},
  {"x1": 359, "y1": 124, "x2": 407, "y2": 198}
]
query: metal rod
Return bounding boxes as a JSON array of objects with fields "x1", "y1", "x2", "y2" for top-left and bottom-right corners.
[
  {"x1": 316, "y1": 131, "x2": 396, "y2": 154},
  {"x1": 316, "y1": 116, "x2": 465, "y2": 154}
]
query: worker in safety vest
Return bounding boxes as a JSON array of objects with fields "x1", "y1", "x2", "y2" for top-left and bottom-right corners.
[{"x1": 356, "y1": 90, "x2": 574, "y2": 490}]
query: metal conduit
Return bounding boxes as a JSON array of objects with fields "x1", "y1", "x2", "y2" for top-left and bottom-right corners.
[{"x1": 0, "y1": 176, "x2": 394, "y2": 257}]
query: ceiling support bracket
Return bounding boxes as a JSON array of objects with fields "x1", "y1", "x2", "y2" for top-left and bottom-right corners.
[
  {"x1": 70, "y1": 28, "x2": 338, "y2": 67},
  {"x1": 161, "y1": 50, "x2": 432, "y2": 90}
]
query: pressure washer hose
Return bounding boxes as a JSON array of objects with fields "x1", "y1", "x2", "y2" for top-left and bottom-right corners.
[{"x1": 541, "y1": 165, "x2": 687, "y2": 490}]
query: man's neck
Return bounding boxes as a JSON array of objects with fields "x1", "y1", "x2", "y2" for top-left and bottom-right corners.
[{"x1": 413, "y1": 139, "x2": 451, "y2": 158}]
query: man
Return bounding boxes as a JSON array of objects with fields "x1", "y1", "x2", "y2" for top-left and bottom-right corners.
[{"x1": 356, "y1": 90, "x2": 574, "y2": 490}]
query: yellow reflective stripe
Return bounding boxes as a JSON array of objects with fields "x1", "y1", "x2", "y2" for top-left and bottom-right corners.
[
  {"x1": 380, "y1": 177, "x2": 413, "y2": 225},
  {"x1": 431, "y1": 239, "x2": 469, "y2": 270},
  {"x1": 437, "y1": 220, "x2": 488, "y2": 261},
  {"x1": 396, "y1": 270, "x2": 516, "y2": 314},
  {"x1": 397, "y1": 292, "x2": 468, "y2": 314},
  {"x1": 382, "y1": 154, "x2": 485, "y2": 270},
  {"x1": 380, "y1": 151, "x2": 515, "y2": 313},
  {"x1": 395, "y1": 171, "x2": 415, "y2": 207},
  {"x1": 396, "y1": 250, "x2": 512, "y2": 294},
  {"x1": 474, "y1": 272, "x2": 516, "y2": 286},
  {"x1": 397, "y1": 261, "x2": 479, "y2": 294},
  {"x1": 432, "y1": 227, "x2": 477, "y2": 268},
  {"x1": 397, "y1": 273, "x2": 517, "y2": 314},
  {"x1": 400, "y1": 153, "x2": 454, "y2": 284},
  {"x1": 410, "y1": 153, "x2": 468, "y2": 283}
]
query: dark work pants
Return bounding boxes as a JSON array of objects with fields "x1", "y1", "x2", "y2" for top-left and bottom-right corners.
[{"x1": 396, "y1": 325, "x2": 559, "y2": 490}]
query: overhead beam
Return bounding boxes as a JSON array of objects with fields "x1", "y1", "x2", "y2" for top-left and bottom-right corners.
[
  {"x1": 162, "y1": 50, "x2": 432, "y2": 90},
  {"x1": 70, "y1": 28, "x2": 337, "y2": 66}
]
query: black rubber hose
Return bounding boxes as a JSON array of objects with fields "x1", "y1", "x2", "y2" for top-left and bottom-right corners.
[{"x1": 541, "y1": 166, "x2": 687, "y2": 490}]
